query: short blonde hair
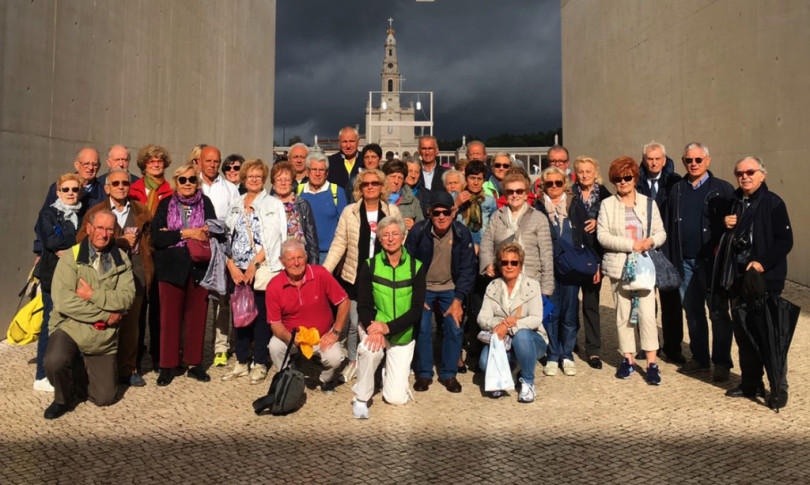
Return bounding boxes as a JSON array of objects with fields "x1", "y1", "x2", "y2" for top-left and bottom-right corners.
[
  {"x1": 573, "y1": 156, "x2": 603, "y2": 185},
  {"x1": 240, "y1": 158, "x2": 269, "y2": 184},
  {"x1": 172, "y1": 163, "x2": 202, "y2": 190},
  {"x1": 495, "y1": 242, "x2": 525, "y2": 276},
  {"x1": 186, "y1": 144, "x2": 208, "y2": 164},
  {"x1": 540, "y1": 166, "x2": 571, "y2": 192},
  {"x1": 352, "y1": 169, "x2": 389, "y2": 202},
  {"x1": 57, "y1": 173, "x2": 83, "y2": 189}
]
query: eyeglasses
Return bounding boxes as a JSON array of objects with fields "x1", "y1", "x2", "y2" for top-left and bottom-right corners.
[
  {"x1": 431, "y1": 209, "x2": 452, "y2": 217},
  {"x1": 246, "y1": 175, "x2": 263, "y2": 180},
  {"x1": 380, "y1": 232, "x2": 402, "y2": 239},
  {"x1": 308, "y1": 167, "x2": 327, "y2": 173},
  {"x1": 500, "y1": 260, "x2": 520, "y2": 267},
  {"x1": 146, "y1": 158, "x2": 164, "y2": 165},
  {"x1": 224, "y1": 165, "x2": 241, "y2": 172},
  {"x1": 274, "y1": 178, "x2": 292, "y2": 184},
  {"x1": 734, "y1": 169, "x2": 760, "y2": 178},
  {"x1": 684, "y1": 157, "x2": 705, "y2": 165},
  {"x1": 505, "y1": 188, "x2": 526, "y2": 196},
  {"x1": 549, "y1": 159, "x2": 568, "y2": 165},
  {"x1": 110, "y1": 180, "x2": 131, "y2": 188},
  {"x1": 178, "y1": 176, "x2": 197, "y2": 185},
  {"x1": 492, "y1": 163, "x2": 511, "y2": 169},
  {"x1": 544, "y1": 180, "x2": 564, "y2": 189},
  {"x1": 611, "y1": 175, "x2": 634, "y2": 184},
  {"x1": 59, "y1": 186, "x2": 80, "y2": 193},
  {"x1": 78, "y1": 162, "x2": 100, "y2": 168},
  {"x1": 361, "y1": 181, "x2": 382, "y2": 188}
]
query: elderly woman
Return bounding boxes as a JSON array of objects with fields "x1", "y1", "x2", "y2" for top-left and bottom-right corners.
[
  {"x1": 33, "y1": 173, "x2": 83, "y2": 392},
  {"x1": 222, "y1": 153, "x2": 246, "y2": 194},
  {"x1": 346, "y1": 143, "x2": 384, "y2": 202},
  {"x1": 130, "y1": 144, "x2": 174, "y2": 215},
  {"x1": 456, "y1": 161, "x2": 498, "y2": 250},
  {"x1": 535, "y1": 166, "x2": 596, "y2": 377},
  {"x1": 478, "y1": 243, "x2": 548, "y2": 403},
  {"x1": 597, "y1": 157, "x2": 666, "y2": 384},
  {"x1": 383, "y1": 159, "x2": 423, "y2": 230},
  {"x1": 442, "y1": 169, "x2": 465, "y2": 198},
  {"x1": 353, "y1": 216, "x2": 426, "y2": 419},
  {"x1": 151, "y1": 163, "x2": 217, "y2": 386},
  {"x1": 720, "y1": 156, "x2": 793, "y2": 409},
  {"x1": 270, "y1": 161, "x2": 319, "y2": 265},
  {"x1": 571, "y1": 156, "x2": 612, "y2": 369},
  {"x1": 324, "y1": 169, "x2": 402, "y2": 381},
  {"x1": 482, "y1": 152, "x2": 513, "y2": 201},
  {"x1": 221, "y1": 159, "x2": 286, "y2": 384},
  {"x1": 186, "y1": 144, "x2": 207, "y2": 165}
]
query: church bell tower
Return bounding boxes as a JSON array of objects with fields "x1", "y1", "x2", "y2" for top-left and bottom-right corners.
[{"x1": 381, "y1": 18, "x2": 401, "y2": 109}]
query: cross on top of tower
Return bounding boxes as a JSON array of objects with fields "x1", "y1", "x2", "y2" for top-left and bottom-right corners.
[{"x1": 387, "y1": 17, "x2": 394, "y2": 33}]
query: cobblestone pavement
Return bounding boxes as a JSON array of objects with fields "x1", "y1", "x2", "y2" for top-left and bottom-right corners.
[{"x1": 3, "y1": 282, "x2": 810, "y2": 484}]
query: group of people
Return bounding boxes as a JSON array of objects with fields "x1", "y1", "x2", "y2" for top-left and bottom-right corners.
[{"x1": 30, "y1": 127, "x2": 793, "y2": 420}]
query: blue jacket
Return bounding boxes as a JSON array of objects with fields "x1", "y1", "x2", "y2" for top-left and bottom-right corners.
[{"x1": 404, "y1": 219, "x2": 476, "y2": 302}]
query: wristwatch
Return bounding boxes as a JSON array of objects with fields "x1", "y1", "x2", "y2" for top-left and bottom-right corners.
[
  {"x1": 253, "y1": 260, "x2": 260, "y2": 268},
  {"x1": 331, "y1": 328, "x2": 340, "y2": 336}
]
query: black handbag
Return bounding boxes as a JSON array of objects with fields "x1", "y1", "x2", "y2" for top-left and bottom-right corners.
[
  {"x1": 253, "y1": 328, "x2": 306, "y2": 415},
  {"x1": 646, "y1": 198, "x2": 683, "y2": 291}
]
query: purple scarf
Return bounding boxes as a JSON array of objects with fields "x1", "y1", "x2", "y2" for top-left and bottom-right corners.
[{"x1": 167, "y1": 190, "x2": 204, "y2": 248}]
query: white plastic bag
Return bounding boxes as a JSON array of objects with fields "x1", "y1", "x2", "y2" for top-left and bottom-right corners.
[
  {"x1": 484, "y1": 335, "x2": 515, "y2": 392},
  {"x1": 621, "y1": 251, "x2": 656, "y2": 291}
]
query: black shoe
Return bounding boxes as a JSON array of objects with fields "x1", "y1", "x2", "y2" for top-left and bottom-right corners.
[
  {"x1": 413, "y1": 377, "x2": 432, "y2": 392},
  {"x1": 187, "y1": 366, "x2": 210, "y2": 382},
  {"x1": 725, "y1": 385, "x2": 766, "y2": 399},
  {"x1": 320, "y1": 380, "x2": 337, "y2": 394},
  {"x1": 457, "y1": 364, "x2": 468, "y2": 374},
  {"x1": 438, "y1": 377, "x2": 462, "y2": 393},
  {"x1": 44, "y1": 402, "x2": 70, "y2": 420},
  {"x1": 587, "y1": 357, "x2": 603, "y2": 370},
  {"x1": 770, "y1": 391, "x2": 788, "y2": 410},
  {"x1": 664, "y1": 351, "x2": 687, "y2": 365},
  {"x1": 156, "y1": 368, "x2": 174, "y2": 386}
]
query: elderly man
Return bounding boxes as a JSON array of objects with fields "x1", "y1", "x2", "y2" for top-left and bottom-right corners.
[
  {"x1": 288, "y1": 142, "x2": 309, "y2": 193},
  {"x1": 297, "y1": 150, "x2": 348, "y2": 264},
  {"x1": 466, "y1": 140, "x2": 487, "y2": 162},
  {"x1": 43, "y1": 210, "x2": 136, "y2": 419},
  {"x1": 77, "y1": 169, "x2": 153, "y2": 387},
  {"x1": 327, "y1": 126, "x2": 362, "y2": 197},
  {"x1": 267, "y1": 239, "x2": 349, "y2": 393},
  {"x1": 405, "y1": 191, "x2": 476, "y2": 393},
  {"x1": 97, "y1": 145, "x2": 138, "y2": 185},
  {"x1": 417, "y1": 135, "x2": 446, "y2": 192},
  {"x1": 664, "y1": 142, "x2": 735, "y2": 381},
  {"x1": 405, "y1": 157, "x2": 433, "y2": 219},
  {"x1": 194, "y1": 145, "x2": 239, "y2": 367},
  {"x1": 636, "y1": 141, "x2": 686, "y2": 364}
]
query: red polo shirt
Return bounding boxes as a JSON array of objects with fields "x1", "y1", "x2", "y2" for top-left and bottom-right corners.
[{"x1": 266, "y1": 265, "x2": 348, "y2": 335}]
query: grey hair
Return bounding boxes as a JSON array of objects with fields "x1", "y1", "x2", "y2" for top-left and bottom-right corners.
[
  {"x1": 683, "y1": 142, "x2": 710, "y2": 158},
  {"x1": 466, "y1": 140, "x2": 486, "y2": 155},
  {"x1": 306, "y1": 150, "x2": 328, "y2": 169},
  {"x1": 735, "y1": 156, "x2": 767, "y2": 176},
  {"x1": 418, "y1": 134, "x2": 438, "y2": 147},
  {"x1": 377, "y1": 216, "x2": 406, "y2": 236},
  {"x1": 289, "y1": 142, "x2": 309, "y2": 154},
  {"x1": 547, "y1": 145, "x2": 570, "y2": 161},
  {"x1": 104, "y1": 168, "x2": 130, "y2": 186},
  {"x1": 281, "y1": 239, "x2": 307, "y2": 259},
  {"x1": 642, "y1": 141, "x2": 666, "y2": 157},
  {"x1": 88, "y1": 209, "x2": 115, "y2": 225},
  {"x1": 339, "y1": 126, "x2": 359, "y2": 139},
  {"x1": 441, "y1": 168, "x2": 464, "y2": 186}
]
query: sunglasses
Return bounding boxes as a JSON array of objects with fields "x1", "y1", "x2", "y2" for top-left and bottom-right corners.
[
  {"x1": 544, "y1": 180, "x2": 564, "y2": 189},
  {"x1": 178, "y1": 176, "x2": 198, "y2": 185},
  {"x1": 110, "y1": 180, "x2": 130, "y2": 188},
  {"x1": 59, "y1": 186, "x2": 80, "y2": 193},
  {"x1": 505, "y1": 188, "x2": 526, "y2": 195},
  {"x1": 500, "y1": 260, "x2": 520, "y2": 267},
  {"x1": 684, "y1": 157, "x2": 705, "y2": 165},
  {"x1": 224, "y1": 165, "x2": 241, "y2": 172},
  {"x1": 492, "y1": 163, "x2": 511, "y2": 169},
  {"x1": 431, "y1": 209, "x2": 452, "y2": 217},
  {"x1": 611, "y1": 175, "x2": 634, "y2": 184},
  {"x1": 361, "y1": 181, "x2": 382, "y2": 188},
  {"x1": 734, "y1": 169, "x2": 760, "y2": 178},
  {"x1": 549, "y1": 159, "x2": 568, "y2": 165}
]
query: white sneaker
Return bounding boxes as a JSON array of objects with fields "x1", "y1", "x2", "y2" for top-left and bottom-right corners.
[
  {"x1": 221, "y1": 362, "x2": 250, "y2": 381},
  {"x1": 340, "y1": 360, "x2": 357, "y2": 382},
  {"x1": 543, "y1": 361, "x2": 559, "y2": 376},
  {"x1": 249, "y1": 364, "x2": 268, "y2": 385},
  {"x1": 33, "y1": 377, "x2": 54, "y2": 392},
  {"x1": 518, "y1": 378, "x2": 535, "y2": 403},
  {"x1": 562, "y1": 359, "x2": 577, "y2": 376},
  {"x1": 352, "y1": 400, "x2": 370, "y2": 419}
]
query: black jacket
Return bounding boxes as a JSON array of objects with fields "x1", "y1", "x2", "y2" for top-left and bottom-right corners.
[
  {"x1": 417, "y1": 162, "x2": 447, "y2": 192},
  {"x1": 327, "y1": 151, "x2": 362, "y2": 201},
  {"x1": 404, "y1": 220, "x2": 476, "y2": 302},
  {"x1": 34, "y1": 206, "x2": 79, "y2": 292},
  {"x1": 294, "y1": 197, "x2": 320, "y2": 265},
  {"x1": 636, "y1": 156, "x2": 681, "y2": 210},
  {"x1": 34, "y1": 178, "x2": 107, "y2": 254}
]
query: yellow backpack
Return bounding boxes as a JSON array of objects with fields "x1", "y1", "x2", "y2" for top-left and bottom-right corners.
[{"x1": 6, "y1": 293, "x2": 44, "y2": 345}]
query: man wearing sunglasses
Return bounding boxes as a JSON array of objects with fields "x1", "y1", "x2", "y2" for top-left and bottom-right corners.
[
  {"x1": 405, "y1": 191, "x2": 476, "y2": 393},
  {"x1": 97, "y1": 145, "x2": 138, "y2": 186},
  {"x1": 663, "y1": 142, "x2": 735, "y2": 381},
  {"x1": 77, "y1": 169, "x2": 153, "y2": 387}
]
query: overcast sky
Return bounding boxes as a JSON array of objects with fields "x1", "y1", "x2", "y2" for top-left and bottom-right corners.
[{"x1": 274, "y1": 0, "x2": 561, "y2": 144}]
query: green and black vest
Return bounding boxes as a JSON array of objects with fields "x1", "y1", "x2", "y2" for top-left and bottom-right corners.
[{"x1": 368, "y1": 248, "x2": 422, "y2": 345}]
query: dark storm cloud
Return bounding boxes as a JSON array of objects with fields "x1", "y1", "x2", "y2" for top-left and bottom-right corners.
[{"x1": 274, "y1": 0, "x2": 560, "y2": 144}]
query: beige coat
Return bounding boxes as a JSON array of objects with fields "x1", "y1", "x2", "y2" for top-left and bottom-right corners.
[
  {"x1": 596, "y1": 193, "x2": 666, "y2": 279},
  {"x1": 323, "y1": 201, "x2": 401, "y2": 284}
]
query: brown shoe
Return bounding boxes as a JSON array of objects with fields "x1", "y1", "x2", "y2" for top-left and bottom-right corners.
[
  {"x1": 413, "y1": 377, "x2": 432, "y2": 392},
  {"x1": 438, "y1": 377, "x2": 462, "y2": 393}
]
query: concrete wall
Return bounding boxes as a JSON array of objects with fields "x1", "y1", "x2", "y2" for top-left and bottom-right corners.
[
  {"x1": 0, "y1": 0, "x2": 276, "y2": 334},
  {"x1": 561, "y1": 0, "x2": 810, "y2": 285}
]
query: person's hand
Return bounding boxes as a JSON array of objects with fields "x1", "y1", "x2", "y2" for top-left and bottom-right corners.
[
  {"x1": 502, "y1": 316, "x2": 518, "y2": 328},
  {"x1": 228, "y1": 264, "x2": 245, "y2": 285},
  {"x1": 76, "y1": 278, "x2": 94, "y2": 300},
  {"x1": 444, "y1": 299, "x2": 464, "y2": 328},
  {"x1": 493, "y1": 324, "x2": 508, "y2": 340},
  {"x1": 182, "y1": 228, "x2": 208, "y2": 241},
  {"x1": 457, "y1": 190, "x2": 471, "y2": 205},
  {"x1": 122, "y1": 233, "x2": 137, "y2": 247},
  {"x1": 593, "y1": 267, "x2": 602, "y2": 284},
  {"x1": 485, "y1": 263, "x2": 496, "y2": 277},
  {"x1": 584, "y1": 218, "x2": 597, "y2": 233},
  {"x1": 404, "y1": 218, "x2": 415, "y2": 230},
  {"x1": 55, "y1": 250, "x2": 64, "y2": 257},
  {"x1": 746, "y1": 261, "x2": 764, "y2": 273},
  {"x1": 106, "y1": 312, "x2": 122, "y2": 325},
  {"x1": 320, "y1": 330, "x2": 339, "y2": 351},
  {"x1": 367, "y1": 320, "x2": 389, "y2": 335},
  {"x1": 364, "y1": 333, "x2": 386, "y2": 352},
  {"x1": 725, "y1": 215, "x2": 738, "y2": 229},
  {"x1": 243, "y1": 264, "x2": 257, "y2": 285}
]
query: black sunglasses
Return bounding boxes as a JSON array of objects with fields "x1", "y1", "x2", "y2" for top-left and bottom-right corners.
[
  {"x1": 224, "y1": 165, "x2": 241, "y2": 172},
  {"x1": 431, "y1": 209, "x2": 452, "y2": 217},
  {"x1": 611, "y1": 175, "x2": 634, "y2": 184},
  {"x1": 684, "y1": 157, "x2": 705, "y2": 165},
  {"x1": 492, "y1": 163, "x2": 511, "y2": 169},
  {"x1": 544, "y1": 180, "x2": 564, "y2": 189},
  {"x1": 361, "y1": 181, "x2": 382, "y2": 188},
  {"x1": 178, "y1": 176, "x2": 198, "y2": 185},
  {"x1": 734, "y1": 169, "x2": 760, "y2": 178},
  {"x1": 505, "y1": 188, "x2": 526, "y2": 195},
  {"x1": 59, "y1": 187, "x2": 80, "y2": 193},
  {"x1": 110, "y1": 180, "x2": 130, "y2": 188},
  {"x1": 500, "y1": 260, "x2": 520, "y2": 267}
]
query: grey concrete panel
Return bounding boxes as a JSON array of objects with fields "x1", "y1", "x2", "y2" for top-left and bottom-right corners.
[{"x1": 562, "y1": 0, "x2": 809, "y2": 284}]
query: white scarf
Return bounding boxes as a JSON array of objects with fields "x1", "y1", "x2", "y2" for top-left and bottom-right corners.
[
  {"x1": 543, "y1": 193, "x2": 568, "y2": 227},
  {"x1": 51, "y1": 199, "x2": 82, "y2": 229}
]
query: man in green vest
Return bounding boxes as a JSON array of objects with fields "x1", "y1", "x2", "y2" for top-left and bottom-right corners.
[{"x1": 352, "y1": 216, "x2": 426, "y2": 419}]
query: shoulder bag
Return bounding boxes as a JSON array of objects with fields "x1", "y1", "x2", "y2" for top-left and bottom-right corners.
[{"x1": 645, "y1": 198, "x2": 683, "y2": 291}]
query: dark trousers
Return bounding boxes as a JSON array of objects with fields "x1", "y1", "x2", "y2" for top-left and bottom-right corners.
[
  {"x1": 234, "y1": 289, "x2": 270, "y2": 366},
  {"x1": 659, "y1": 288, "x2": 684, "y2": 358},
  {"x1": 159, "y1": 278, "x2": 208, "y2": 368},
  {"x1": 44, "y1": 329, "x2": 118, "y2": 406},
  {"x1": 118, "y1": 285, "x2": 145, "y2": 377},
  {"x1": 137, "y1": 283, "x2": 161, "y2": 370},
  {"x1": 580, "y1": 278, "x2": 602, "y2": 357},
  {"x1": 731, "y1": 293, "x2": 788, "y2": 395}
]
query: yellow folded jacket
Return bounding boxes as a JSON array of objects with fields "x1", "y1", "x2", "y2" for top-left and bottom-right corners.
[
  {"x1": 297, "y1": 327, "x2": 321, "y2": 359},
  {"x1": 7, "y1": 294, "x2": 44, "y2": 345}
]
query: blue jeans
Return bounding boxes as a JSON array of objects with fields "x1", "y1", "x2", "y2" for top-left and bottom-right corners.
[
  {"x1": 679, "y1": 258, "x2": 733, "y2": 368},
  {"x1": 478, "y1": 329, "x2": 547, "y2": 385},
  {"x1": 35, "y1": 291, "x2": 54, "y2": 380},
  {"x1": 415, "y1": 290, "x2": 462, "y2": 380},
  {"x1": 545, "y1": 280, "x2": 580, "y2": 362}
]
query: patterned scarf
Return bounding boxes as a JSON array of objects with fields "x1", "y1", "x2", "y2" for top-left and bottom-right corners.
[
  {"x1": 144, "y1": 175, "x2": 165, "y2": 215},
  {"x1": 462, "y1": 191, "x2": 485, "y2": 233},
  {"x1": 167, "y1": 190, "x2": 204, "y2": 248},
  {"x1": 51, "y1": 199, "x2": 82, "y2": 229},
  {"x1": 284, "y1": 200, "x2": 304, "y2": 240},
  {"x1": 574, "y1": 183, "x2": 600, "y2": 209}
]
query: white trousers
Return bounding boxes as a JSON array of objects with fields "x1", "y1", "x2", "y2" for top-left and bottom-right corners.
[
  {"x1": 610, "y1": 277, "x2": 659, "y2": 354},
  {"x1": 352, "y1": 328, "x2": 415, "y2": 405},
  {"x1": 268, "y1": 335, "x2": 344, "y2": 383}
]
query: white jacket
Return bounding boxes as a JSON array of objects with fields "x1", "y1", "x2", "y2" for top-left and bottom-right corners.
[
  {"x1": 224, "y1": 190, "x2": 287, "y2": 274},
  {"x1": 596, "y1": 193, "x2": 666, "y2": 279}
]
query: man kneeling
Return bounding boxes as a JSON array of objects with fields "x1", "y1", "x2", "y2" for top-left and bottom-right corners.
[
  {"x1": 44, "y1": 210, "x2": 135, "y2": 419},
  {"x1": 352, "y1": 217, "x2": 426, "y2": 419},
  {"x1": 267, "y1": 239, "x2": 348, "y2": 393}
]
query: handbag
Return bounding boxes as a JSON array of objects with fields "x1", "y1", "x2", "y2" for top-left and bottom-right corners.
[
  {"x1": 621, "y1": 251, "x2": 656, "y2": 291},
  {"x1": 484, "y1": 335, "x2": 515, "y2": 392},
  {"x1": 645, "y1": 198, "x2": 683, "y2": 290},
  {"x1": 549, "y1": 220, "x2": 598, "y2": 284},
  {"x1": 231, "y1": 284, "x2": 258, "y2": 328},
  {"x1": 242, "y1": 209, "x2": 275, "y2": 291},
  {"x1": 253, "y1": 328, "x2": 306, "y2": 415},
  {"x1": 187, "y1": 238, "x2": 211, "y2": 263}
]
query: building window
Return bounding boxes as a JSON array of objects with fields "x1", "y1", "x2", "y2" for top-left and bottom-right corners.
[
  {"x1": 388, "y1": 79, "x2": 393, "y2": 92},
  {"x1": 388, "y1": 49, "x2": 392, "y2": 56}
]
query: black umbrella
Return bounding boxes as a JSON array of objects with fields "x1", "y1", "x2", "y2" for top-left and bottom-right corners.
[{"x1": 733, "y1": 295, "x2": 800, "y2": 412}]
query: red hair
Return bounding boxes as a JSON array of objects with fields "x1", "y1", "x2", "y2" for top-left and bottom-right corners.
[{"x1": 608, "y1": 156, "x2": 639, "y2": 182}]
